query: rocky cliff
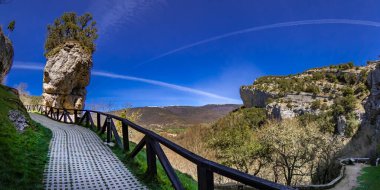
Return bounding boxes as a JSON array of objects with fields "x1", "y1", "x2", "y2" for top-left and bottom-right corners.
[
  {"x1": 240, "y1": 62, "x2": 371, "y2": 121},
  {"x1": 338, "y1": 60, "x2": 380, "y2": 158},
  {"x1": 43, "y1": 41, "x2": 92, "y2": 110},
  {"x1": 364, "y1": 60, "x2": 380, "y2": 127},
  {"x1": 236, "y1": 60, "x2": 380, "y2": 157},
  {"x1": 0, "y1": 27, "x2": 14, "y2": 83}
]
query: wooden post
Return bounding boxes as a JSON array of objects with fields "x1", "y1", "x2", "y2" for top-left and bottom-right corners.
[
  {"x1": 122, "y1": 122, "x2": 129, "y2": 151},
  {"x1": 85, "y1": 111, "x2": 90, "y2": 127},
  {"x1": 146, "y1": 137, "x2": 157, "y2": 177},
  {"x1": 97, "y1": 113, "x2": 101, "y2": 131},
  {"x1": 74, "y1": 110, "x2": 78, "y2": 123},
  {"x1": 64, "y1": 111, "x2": 67, "y2": 123},
  {"x1": 197, "y1": 165, "x2": 214, "y2": 190},
  {"x1": 57, "y1": 109, "x2": 60, "y2": 121},
  {"x1": 106, "y1": 117, "x2": 111, "y2": 143}
]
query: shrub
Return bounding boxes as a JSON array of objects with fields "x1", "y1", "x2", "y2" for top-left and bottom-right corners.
[
  {"x1": 208, "y1": 108, "x2": 267, "y2": 174},
  {"x1": 342, "y1": 87, "x2": 354, "y2": 96},
  {"x1": 311, "y1": 100, "x2": 321, "y2": 110},
  {"x1": 312, "y1": 72, "x2": 324, "y2": 80},
  {"x1": 305, "y1": 85, "x2": 320, "y2": 94},
  {"x1": 337, "y1": 62, "x2": 354, "y2": 70},
  {"x1": 332, "y1": 95, "x2": 356, "y2": 116},
  {"x1": 322, "y1": 85, "x2": 331, "y2": 93},
  {"x1": 355, "y1": 84, "x2": 368, "y2": 95},
  {"x1": 345, "y1": 116, "x2": 360, "y2": 137},
  {"x1": 45, "y1": 12, "x2": 98, "y2": 56},
  {"x1": 321, "y1": 103, "x2": 328, "y2": 110}
]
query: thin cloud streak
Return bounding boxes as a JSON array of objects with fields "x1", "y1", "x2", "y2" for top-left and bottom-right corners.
[
  {"x1": 139, "y1": 19, "x2": 380, "y2": 66},
  {"x1": 92, "y1": 71, "x2": 240, "y2": 102},
  {"x1": 12, "y1": 63, "x2": 239, "y2": 102},
  {"x1": 93, "y1": 0, "x2": 166, "y2": 36},
  {"x1": 12, "y1": 62, "x2": 44, "y2": 70}
]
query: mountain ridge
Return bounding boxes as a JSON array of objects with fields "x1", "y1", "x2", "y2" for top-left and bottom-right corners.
[{"x1": 112, "y1": 104, "x2": 241, "y2": 129}]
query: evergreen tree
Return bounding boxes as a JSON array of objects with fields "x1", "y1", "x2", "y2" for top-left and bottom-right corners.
[
  {"x1": 45, "y1": 12, "x2": 98, "y2": 56},
  {"x1": 6, "y1": 20, "x2": 15, "y2": 37},
  {"x1": 7, "y1": 20, "x2": 15, "y2": 32}
]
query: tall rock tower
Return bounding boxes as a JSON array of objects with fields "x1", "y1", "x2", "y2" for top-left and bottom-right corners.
[
  {"x1": 42, "y1": 41, "x2": 92, "y2": 110},
  {"x1": 0, "y1": 27, "x2": 14, "y2": 83}
]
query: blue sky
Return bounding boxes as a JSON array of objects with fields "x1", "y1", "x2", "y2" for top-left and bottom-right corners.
[{"x1": 1, "y1": 0, "x2": 380, "y2": 107}]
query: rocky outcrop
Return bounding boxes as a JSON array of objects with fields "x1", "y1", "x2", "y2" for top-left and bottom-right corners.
[
  {"x1": 8, "y1": 110, "x2": 29, "y2": 132},
  {"x1": 240, "y1": 86, "x2": 276, "y2": 108},
  {"x1": 43, "y1": 41, "x2": 92, "y2": 110},
  {"x1": 364, "y1": 60, "x2": 380, "y2": 127},
  {"x1": 336, "y1": 115, "x2": 347, "y2": 135},
  {"x1": 267, "y1": 103, "x2": 296, "y2": 119},
  {"x1": 0, "y1": 27, "x2": 14, "y2": 83}
]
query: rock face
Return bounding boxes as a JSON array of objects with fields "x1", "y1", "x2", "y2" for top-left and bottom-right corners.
[
  {"x1": 43, "y1": 41, "x2": 92, "y2": 110},
  {"x1": 336, "y1": 115, "x2": 347, "y2": 135},
  {"x1": 364, "y1": 60, "x2": 380, "y2": 127},
  {"x1": 8, "y1": 110, "x2": 29, "y2": 132},
  {"x1": 267, "y1": 103, "x2": 296, "y2": 119},
  {"x1": 0, "y1": 27, "x2": 14, "y2": 83},
  {"x1": 240, "y1": 86, "x2": 275, "y2": 108},
  {"x1": 240, "y1": 62, "x2": 372, "y2": 121}
]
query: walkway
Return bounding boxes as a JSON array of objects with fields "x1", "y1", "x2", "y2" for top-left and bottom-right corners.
[
  {"x1": 30, "y1": 113, "x2": 147, "y2": 190},
  {"x1": 330, "y1": 163, "x2": 367, "y2": 190}
]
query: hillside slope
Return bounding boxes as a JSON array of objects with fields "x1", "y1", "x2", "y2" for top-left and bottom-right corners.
[
  {"x1": 0, "y1": 85, "x2": 51, "y2": 189},
  {"x1": 113, "y1": 104, "x2": 240, "y2": 129},
  {"x1": 206, "y1": 61, "x2": 380, "y2": 186}
]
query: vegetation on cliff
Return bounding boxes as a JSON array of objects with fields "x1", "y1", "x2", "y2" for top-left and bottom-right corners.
[
  {"x1": 0, "y1": 85, "x2": 51, "y2": 189},
  {"x1": 208, "y1": 107, "x2": 343, "y2": 186},
  {"x1": 44, "y1": 12, "x2": 98, "y2": 57},
  {"x1": 207, "y1": 62, "x2": 376, "y2": 186},
  {"x1": 252, "y1": 62, "x2": 369, "y2": 98}
]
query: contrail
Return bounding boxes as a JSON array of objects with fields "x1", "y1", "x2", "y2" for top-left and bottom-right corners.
[
  {"x1": 12, "y1": 63, "x2": 44, "y2": 70},
  {"x1": 138, "y1": 19, "x2": 380, "y2": 66},
  {"x1": 12, "y1": 63, "x2": 239, "y2": 102},
  {"x1": 92, "y1": 71, "x2": 239, "y2": 102}
]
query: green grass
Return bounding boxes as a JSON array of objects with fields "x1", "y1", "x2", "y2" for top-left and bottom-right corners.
[
  {"x1": 111, "y1": 142, "x2": 197, "y2": 190},
  {"x1": 0, "y1": 85, "x2": 52, "y2": 189},
  {"x1": 92, "y1": 127, "x2": 197, "y2": 190},
  {"x1": 355, "y1": 166, "x2": 380, "y2": 190}
]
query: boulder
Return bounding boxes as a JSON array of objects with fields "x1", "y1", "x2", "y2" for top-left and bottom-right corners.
[
  {"x1": 0, "y1": 27, "x2": 14, "y2": 83},
  {"x1": 43, "y1": 41, "x2": 92, "y2": 110},
  {"x1": 8, "y1": 110, "x2": 28, "y2": 132}
]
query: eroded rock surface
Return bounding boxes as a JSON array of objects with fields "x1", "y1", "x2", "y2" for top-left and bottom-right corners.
[
  {"x1": 240, "y1": 86, "x2": 275, "y2": 108},
  {"x1": 8, "y1": 110, "x2": 29, "y2": 132},
  {"x1": 364, "y1": 60, "x2": 380, "y2": 127},
  {"x1": 43, "y1": 41, "x2": 92, "y2": 110},
  {"x1": 0, "y1": 27, "x2": 14, "y2": 83}
]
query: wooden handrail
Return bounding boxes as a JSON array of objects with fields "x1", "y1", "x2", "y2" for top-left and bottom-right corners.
[{"x1": 25, "y1": 104, "x2": 294, "y2": 190}]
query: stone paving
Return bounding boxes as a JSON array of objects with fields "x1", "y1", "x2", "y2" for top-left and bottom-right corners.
[{"x1": 30, "y1": 113, "x2": 147, "y2": 190}]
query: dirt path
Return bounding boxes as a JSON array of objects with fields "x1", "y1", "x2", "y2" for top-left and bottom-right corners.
[{"x1": 330, "y1": 163, "x2": 367, "y2": 190}]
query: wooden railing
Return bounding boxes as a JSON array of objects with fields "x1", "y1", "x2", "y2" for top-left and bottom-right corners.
[
  {"x1": 295, "y1": 157, "x2": 369, "y2": 190},
  {"x1": 25, "y1": 104, "x2": 294, "y2": 190}
]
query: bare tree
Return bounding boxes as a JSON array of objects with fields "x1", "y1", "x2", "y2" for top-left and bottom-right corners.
[
  {"x1": 258, "y1": 119, "x2": 323, "y2": 185},
  {"x1": 14, "y1": 82, "x2": 29, "y2": 95}
]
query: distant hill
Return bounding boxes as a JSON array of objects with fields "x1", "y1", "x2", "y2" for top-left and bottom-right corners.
[{"x1": 112, "y1": 104, "x2": 241, "y2": 129}]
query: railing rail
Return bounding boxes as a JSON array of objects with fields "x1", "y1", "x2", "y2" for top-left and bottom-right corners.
[{"x1": 25, "y1": 104, "x2": 294, "y2": 190}]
